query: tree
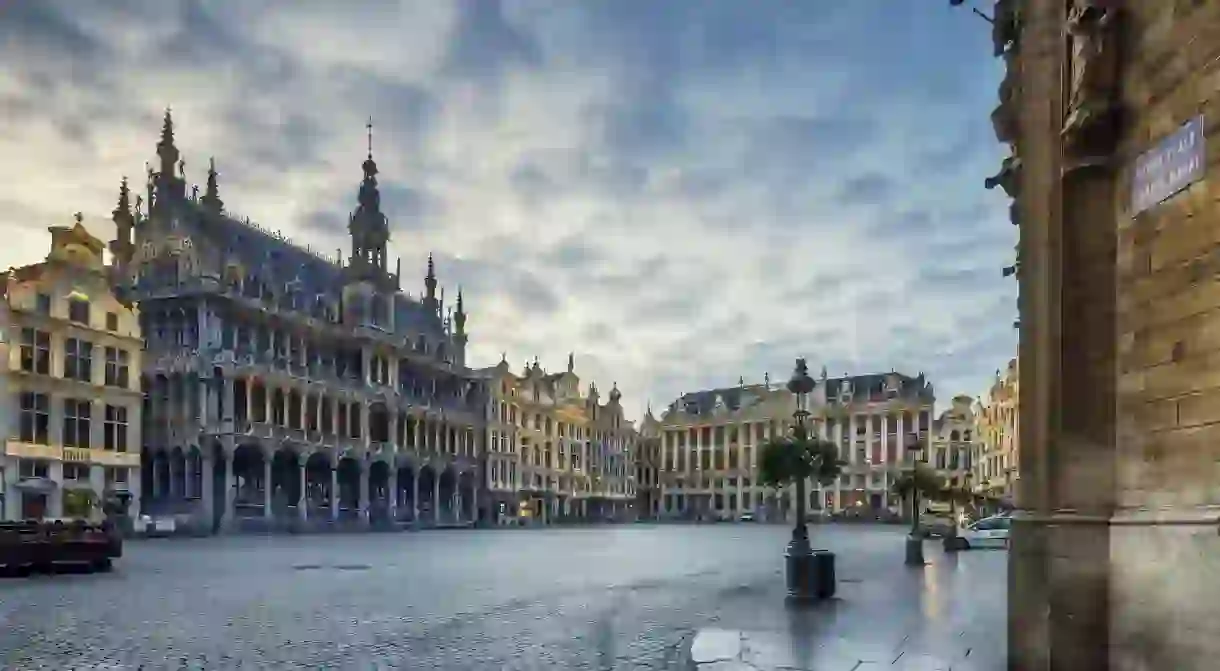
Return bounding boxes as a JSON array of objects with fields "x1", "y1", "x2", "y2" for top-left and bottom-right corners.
[
  {"x1": 889, "y1": 463, "x2": 947, "y2": 535},
  {"x1": 758, "y1": 422, "x2": 845, "y2": 541}
]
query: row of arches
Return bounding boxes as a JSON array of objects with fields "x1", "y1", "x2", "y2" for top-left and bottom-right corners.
[{"x1": 142, "y1": 443, "x2": 479, "y2": 531}]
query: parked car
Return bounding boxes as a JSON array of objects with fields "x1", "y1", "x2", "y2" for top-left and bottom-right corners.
[
  {"x1": 919, "y1": 513, "x2": 957, "y2": 538},
  {"x1": 739, "y1": 512, "x2": 756, "y2": 523},
  {"x1": 950, "y1": 515, "x2": 1012, "y2": 550}
]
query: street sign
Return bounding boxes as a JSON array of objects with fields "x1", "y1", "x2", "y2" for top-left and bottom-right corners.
[{"x1": 1131, "y1": 115, "x2": 1205, "y2": 215}]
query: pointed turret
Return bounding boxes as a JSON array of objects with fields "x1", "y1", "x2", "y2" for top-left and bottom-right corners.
[
  {"x1": 109, "y1": 177, "x2": 135, "y2": 269},
  {"x1": 567, "y1": 352, "x2": 574, "y2": 374},
  {"x1": 153, "y1": 107, "x2": 185, "y2": 202},
  {"x1": 201, "y1": 157, "x2": 223, "y2": 214},
  {"x1": 423, "y1": 253, "x2": 439, "y2": 313},
  {"x1": 454, "y1": 287, "x2": 467, "y2": 337}
]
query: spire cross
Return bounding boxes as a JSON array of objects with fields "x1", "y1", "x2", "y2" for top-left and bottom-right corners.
[{"x1": 366, "y1": 117, "x2": 374, "y2": 159}]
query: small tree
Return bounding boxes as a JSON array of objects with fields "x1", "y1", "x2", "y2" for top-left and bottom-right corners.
[
  {"x1": 889, "y1": 463, "x2": 947, "y2": 535},
  {"x1": 758, "y1": 422, "x2": 844, "y2": 542}
]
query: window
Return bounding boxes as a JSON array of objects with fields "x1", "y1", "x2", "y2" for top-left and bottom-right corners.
[
  {"x1": 105, "y1": 466, "x2": 129, "y2": 486},
  {"x1": 68, "y1": 297, "x2": 90, "y2": 325},
  {"x1": 63, "y1": 463, "x2": 90, "y2": 482},
  {"x1": 104, "y1": 405, "x2": 129, "y2": 452},
  {"x1": 63, "y1": 399, "x2": 92, "y2": 448},
  {"x1": 19, "y1": 328, "x2": 51, "y2": 374},
  {"x1": 106, "y1": 312, "x2": 119, "y2": 331},
  {"x1": 19, "y1": 460, "x2": 49, "y2": 479},
  {"x1": 34, "y1": 293, "x2": 51, "y2": 315},
  {"x1": 104, "y1": 347, "x2": 130, "y2": 388},
  {"x1": 18, "y1": 392, "x2": 50, "y2": 444},
  {"x1": 64, "y1": 338, "x2": 94, "y2": 382}
]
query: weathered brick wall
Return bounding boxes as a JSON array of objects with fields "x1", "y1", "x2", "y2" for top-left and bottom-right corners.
[{"x1": 1112, "y1": 1, "x2": 1220, "y2": 670}]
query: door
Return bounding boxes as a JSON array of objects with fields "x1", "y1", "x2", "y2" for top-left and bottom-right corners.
[{"x1": 22, "y1": 492, "x2": 47, "y2": 520}]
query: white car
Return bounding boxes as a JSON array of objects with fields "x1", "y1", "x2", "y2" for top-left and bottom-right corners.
[{"x1": 955, "y1": 515, "x2": 1011, "y2": 550}]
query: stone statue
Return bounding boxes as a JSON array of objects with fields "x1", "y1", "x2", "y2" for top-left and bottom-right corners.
[{"x1": 1063, "y1": 0, "x2": 1120, "y2": 152}]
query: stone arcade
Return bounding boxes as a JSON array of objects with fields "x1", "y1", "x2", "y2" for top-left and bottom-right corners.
[{"x1": 113, "y1": 112, "x2": 489, "y2": 533}]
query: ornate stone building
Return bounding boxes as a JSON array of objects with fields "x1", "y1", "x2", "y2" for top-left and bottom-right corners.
[
  {"x1": 988, "y1": 0, "x2": 1220, "y2": 667},
  {"x1": 1, "y1": 220, "x2": 143, "y2": 521},
  {"x1": 478, "y1": 354, "x2": 636, "y2": 524},
  {"x1": 928, "y1": 393, "x2": 977, "y2": 491},
  {"x1": 115, "y1": 112, "x2": 488, "y2": 533},
  {"x1": 971, "y1": 358, "x2": 1018, "y2": 504},
  {"x1": 656, "y1": 370, "x2": 935, "y2": 521}
]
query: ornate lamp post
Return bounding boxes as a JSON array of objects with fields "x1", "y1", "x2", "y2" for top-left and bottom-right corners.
[
  {"x1": 784, "y1": 358, "x2": 835, "y2": 600},
  {"x1": 904, "y1": 431, "x2": 926, "y2": 566}
]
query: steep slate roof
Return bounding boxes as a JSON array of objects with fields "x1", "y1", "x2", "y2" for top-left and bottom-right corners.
[
  {"x1": 147, "y1": 175, "x2": 445, "y2": 339},
  {"x1": 667, "y1": 372, "x2": 934, "y2": 417}
]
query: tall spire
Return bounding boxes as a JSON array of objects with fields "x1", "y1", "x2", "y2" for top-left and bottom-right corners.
[
  {"x1": 201, "y1": 157, "x2": 223, "y2": 213},
  {"x1": 349, "y1": 116, "x2": 388, "y2": 273},
  {"x1": 567, "y1": 352, "x2": 574, "y2": 373}
]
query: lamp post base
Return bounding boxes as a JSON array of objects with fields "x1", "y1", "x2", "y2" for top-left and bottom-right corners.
[
  {"x1": 786, "y1": 543, "x2": 836, "y2": 600},
  {"x1": 904, "y1": 534, "x2": 926, "y2": 566}
]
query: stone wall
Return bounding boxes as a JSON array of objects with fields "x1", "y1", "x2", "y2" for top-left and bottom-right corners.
[
  {"x1": 1110, "y1": 1, "x2": 1220, "y2": 669},
  {"x1": 1009, "y1": 1, "x2": 1220, "y2": 669}
]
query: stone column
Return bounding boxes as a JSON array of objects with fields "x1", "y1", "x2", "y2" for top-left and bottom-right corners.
[
  {"x1": 297, "y1": 457, "x2": 307, "y2": 522},
  {"x1": 432, "y1": 471, "x2": 441, "y2": 525},
  {"x1": 221, "y1": 444, "x2": 236, "y2": 533},
  {"x1": 412, "y1": 471, "x2": 421, "y2": 525},
  {"x1": 387, "y1": 464, "x2": 398, "y2": 521},
  {"x1": 201, "y1": 452, "x2": 215, "y2": 530},
  {"x1": 263, "y1": 455, "x2": 273, "y2": 519},
  {"x1": 329, "y1": 467, "x2": 339, "y2": 521},
  {"x1": 357, "y1": 464, "x2": 370, "y2": 527},
  {"x1": 470, "y1": 480, "x2": 478, "y2": 525}
]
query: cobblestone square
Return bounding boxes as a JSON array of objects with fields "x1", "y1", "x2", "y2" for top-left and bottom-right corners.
[{"x1": 0, "y1": 525, "x2": 1005, "y2": 670}]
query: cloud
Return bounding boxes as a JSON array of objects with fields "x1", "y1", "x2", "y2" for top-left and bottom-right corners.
[{"x1": 0, "y1": 0, "x2": 1018, "y2": 416}]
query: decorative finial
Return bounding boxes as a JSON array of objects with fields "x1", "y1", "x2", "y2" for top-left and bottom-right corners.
[
  {"x1": 500, "y1": 351, "x2": 507, "y2": 363},
  {"x1": 74, "y1": 212, "x2": 83, "y2": 226},
  {"x1": 366, "y1": 116, "x2": 374, "y2": 159},
  {"x1": 567, "y1": 352, "x2": 574, "y2": 373}
]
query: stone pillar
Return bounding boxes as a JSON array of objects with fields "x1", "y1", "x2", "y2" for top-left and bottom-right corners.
[
  {"x1": 297, "y1": 457, "x2": 307, "y2": 522},
  {"x1": 387, "y1": 464, "x2": 398, "y2": 520},
  {"x1": 357, "y1": 463, "x2": 369, "y2": 526},
  {"x1": 218, "y1": 444, "x2": 235, "y2": 532},
  {"x1": 201, "y1": 452, "x2": 215, "y2": 529},
  {"x1": 329, "y1": 467, "x2": 339, "y2": 521},
  {"x1": 432, "y1": 471, "x2": 441, "y2": 525},
  {"x1": 412, "y1": 471, "x2": 420, "y2": 523},
  {"x1": 263, "y1": 455, "x2": 273, "y2": 519},
  {"x1": 223, "y1": 377, "x2": 235, "y2": 423},
  {"x1": 470, "y1": 480, "x2": 478, "y2": 525}
]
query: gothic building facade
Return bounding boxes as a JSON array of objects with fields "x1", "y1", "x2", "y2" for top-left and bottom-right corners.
[{"x1": 114, "y1": 111, "x2": 489, "y2": 533}]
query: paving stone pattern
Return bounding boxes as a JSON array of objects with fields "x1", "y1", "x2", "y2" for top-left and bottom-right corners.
[{"x1": 0, "y1": 526, "x2": 1004, "y2": 670}]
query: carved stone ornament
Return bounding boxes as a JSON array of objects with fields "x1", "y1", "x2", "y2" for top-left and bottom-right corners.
[
  {"x1": 992, "y1": 0, "x2": 1020, "y2": 57},
  {"x1": 985, "y1": 155, "x2": 1022, "y2": 199},
  {"x1": 1062, "y1": 0, "x2": 1121, "y2": 157}
]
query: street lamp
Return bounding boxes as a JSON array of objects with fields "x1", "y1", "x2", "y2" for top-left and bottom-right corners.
[
  {"x1": 784, "y1": 358, "x2": 835, "y2": 601},
  {"x1": 904, "y1": 432, "x2": 926, "y2": 566}
]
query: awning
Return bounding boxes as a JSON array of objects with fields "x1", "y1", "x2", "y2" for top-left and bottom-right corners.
[{"x1": 14, "y1": 477, "x2": 58, "y2": 492}]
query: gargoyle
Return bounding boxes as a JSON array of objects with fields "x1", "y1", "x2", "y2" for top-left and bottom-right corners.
[{"x1": 985, "y1": 155, "x2": 1022, "y2": 199}]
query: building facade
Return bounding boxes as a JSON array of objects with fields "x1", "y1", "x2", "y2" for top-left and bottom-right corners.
[
  {"x1": 656, "y1": 370, "x2": 936, "y2": 521},
  {"x1": 928, "y1": 394, "x2": 977, "y2": 487},
  {"x1": 635, "y1": 407, "x2": 661, "y2": 520},
  {"x1": 993, "y1": 1, "x2": 1220, "y2": 666},
  {"x1": 1, "y1": 220, "x2": 143, "y2": 522},
  {"x1": 972, "y1": 359, "x2": 1018, "y2": 504},
  {"x1": 115, "y1": 112, "x2": 488, "y2": 533},
  {"x1": 479, "y1": 355, "x2": 636, "y2": 525}
]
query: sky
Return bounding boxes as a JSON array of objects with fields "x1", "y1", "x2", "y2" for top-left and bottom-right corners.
[{"x1": 0, "y1": 0, "x2": 1017, "y2": 419}]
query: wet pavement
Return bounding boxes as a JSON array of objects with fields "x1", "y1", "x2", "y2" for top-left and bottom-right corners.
[{"x1": 0, "y1": 525, "x2": 1005, "y2": 670}]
